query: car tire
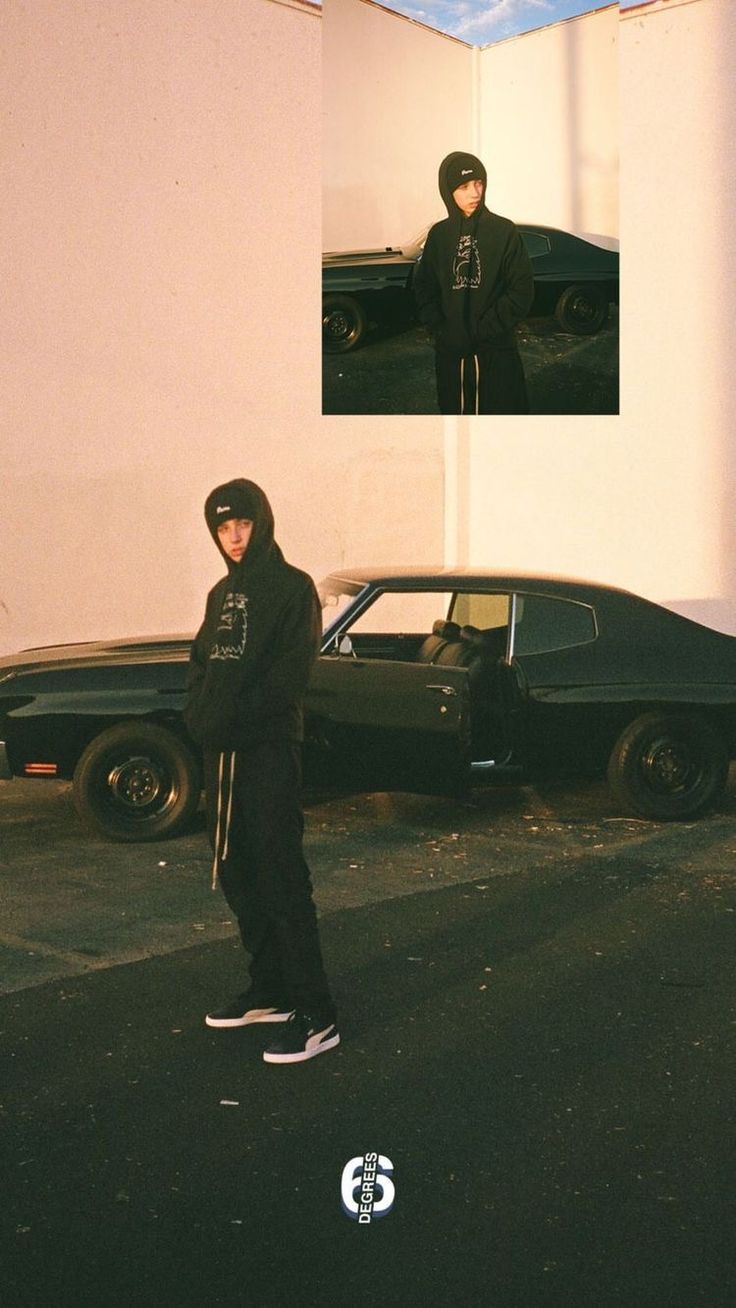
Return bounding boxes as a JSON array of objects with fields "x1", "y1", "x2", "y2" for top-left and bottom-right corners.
[
  {"x1": 73, "y1": 722, "x2": 201, "y2": 842},
  {"x1": 323, "y1": 294, "x2": 368, "y2": 353},
  {"x1": 606, "y1": 712, "x2": 729, "y2": 820},
  {"x1": 554, "y1": 284, "x2": 608, "y2": 335}
]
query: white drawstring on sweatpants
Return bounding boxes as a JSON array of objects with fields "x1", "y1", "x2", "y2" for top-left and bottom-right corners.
[
  {"x1": 211, "y1": 749, "x2": 236, "y2": 889},
  {"x1": 459, "y1": 355, "x2": 480, "y2": 415}
]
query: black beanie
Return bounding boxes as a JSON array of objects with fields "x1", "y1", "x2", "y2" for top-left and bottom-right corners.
[
  {"x1": 204, "y1": 481, "x2": 260, "y2": 534},
  {"x1": 444, "y1": 152, "x2": 486, "y2": 194}
]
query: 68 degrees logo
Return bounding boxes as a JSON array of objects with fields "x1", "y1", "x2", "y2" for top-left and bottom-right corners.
[{"x1": 341, "y1": 1153, "x2": 395, "y2": 1224}]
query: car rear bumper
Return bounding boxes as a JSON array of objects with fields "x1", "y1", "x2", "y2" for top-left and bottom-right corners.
[{"x1": 0, "y1": 741, "x2": 12, "y2": 779}]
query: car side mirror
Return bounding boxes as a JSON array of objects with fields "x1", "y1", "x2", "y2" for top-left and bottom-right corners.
[{"x1": 338, "y1": 635, "x2": 355, "y2": 657}]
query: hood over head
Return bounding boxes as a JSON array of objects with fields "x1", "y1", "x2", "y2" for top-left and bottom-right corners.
[
  {"x1": 439, "y1": 151, "x2": 487, "y2": 219},
  {"x1": 204, "y1": 478, "x2": 276, "y2": 571}
]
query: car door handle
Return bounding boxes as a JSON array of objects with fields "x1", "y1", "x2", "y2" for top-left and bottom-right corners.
[{"x1": 426, "y1": 684, "x2": 458, "y2": 697}]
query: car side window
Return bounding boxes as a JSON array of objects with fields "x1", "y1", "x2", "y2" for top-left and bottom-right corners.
[
  {"x1": 346, "y1": 591, "x2": 455, "y2": 634},
  {"x1": 512, "y1": 594, "x2": 597, "y2": 656},
  {"x1": 450, "y1": 592, "x2": 510, "y2": 635},
  {"x1": 520, "y1": 231, "x2": 551, "y2": 259}
]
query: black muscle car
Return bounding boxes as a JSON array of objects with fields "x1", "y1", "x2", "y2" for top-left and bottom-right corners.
[
  {"x1": 0, "y1": 570, "x2": 733, "y2": 842},
  {"x1": 323, "y1": 226, "x2": 619, "y2": 352}
]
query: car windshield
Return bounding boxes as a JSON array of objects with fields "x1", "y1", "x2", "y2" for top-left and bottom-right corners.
[
  {"x1": 317, "y1": 575, "x2": 365, "y2": 632},
  {"x1": 401, "y1": 225, "x2": 430, "y2": 258}
]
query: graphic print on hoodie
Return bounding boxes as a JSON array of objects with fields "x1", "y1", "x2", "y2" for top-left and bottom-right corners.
[
  {"x1": 453, "y1": 235, "x2": 481, "y2": 290},
  {"x1": 183, "y1": 479, "x2": 321, "y2": 752},
  {"x1": 211, "y1": 593, "x2": 248, "y2": 661},
  {"x1": 413, "y1": 151, "x2": 534, "y2": 358}
]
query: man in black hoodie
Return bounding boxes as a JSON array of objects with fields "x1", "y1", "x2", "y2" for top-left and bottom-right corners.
[
  {"x1": 184, "y1": 478, "x2": 339, "y2": 1064},
  {"x1": 413, "y1": 151, "x2": 534, "y2": 415}
]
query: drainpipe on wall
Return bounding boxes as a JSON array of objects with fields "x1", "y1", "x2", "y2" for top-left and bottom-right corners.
[
  {"x1": 443, "y1": 417, "x2": 471, "y2": 567},
  {"x1": 471, "y1": 44, "x2": 482, "y2": 155}
]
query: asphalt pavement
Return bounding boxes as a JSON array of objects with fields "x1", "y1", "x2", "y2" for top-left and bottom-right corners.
[
  {"x1": 2, "y1": 773, "x2": 735, "y2": 1306},
  {"x1": 322, "y1": 312, "x2": 619, "y2": 416}
]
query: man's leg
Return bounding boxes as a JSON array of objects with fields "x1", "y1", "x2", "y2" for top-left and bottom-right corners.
[
  {"x1": 435, "y1": 349, "x2": 463, "y2": 414},
  {"x1": 477, "y1": 346, "x2": 530, "y2": 415},
  {"x1": 204, "y1": 748, "x2": 286, "y2": 1001},
  {"x1": 229, "y1": 741, "x2": 336, "y2": 1022}
]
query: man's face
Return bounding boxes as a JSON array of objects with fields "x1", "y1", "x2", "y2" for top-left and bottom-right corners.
[
  {"x1": 452, "y1": 177, "x2": 484, "y2": 217},
  {"x1": 217, "y1": 517, "x2": 254, "y2": 563}
]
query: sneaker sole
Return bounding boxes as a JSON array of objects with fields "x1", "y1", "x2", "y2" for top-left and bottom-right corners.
[
  {"x1": 263, "y1": 1031, "x2": 341, "y2": 1064},
  {"x1": 205, "y1": 1008, "x2": 295, "y2": 1028}
]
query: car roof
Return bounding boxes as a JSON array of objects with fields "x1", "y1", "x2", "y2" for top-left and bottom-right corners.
[
  {"x1": 322, "y1": 568, "x2": 736, "y2": 650},
  {"x1": 324, "y1": 567, "x2": 637, "y2": 603}
]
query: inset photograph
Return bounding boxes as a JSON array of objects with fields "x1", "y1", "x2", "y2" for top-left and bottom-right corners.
[{"x1": 323, "y1": 0, "x2": 619, "y2": 415}]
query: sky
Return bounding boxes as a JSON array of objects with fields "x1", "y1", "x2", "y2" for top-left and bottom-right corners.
[{"x1": 374, "y1": 1, "x2": 620, "y2": 45}]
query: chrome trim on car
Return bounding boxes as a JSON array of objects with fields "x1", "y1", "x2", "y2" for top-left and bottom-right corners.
[
  {"x1": 508, "y1": 593, "x2": 519, "y2": 661},
  {"x1": 0, "y1": 741, "x2": 12, "y2": 780},
  {"x1": 471, "y1": 752, "x2": 516, "y2": 773}
]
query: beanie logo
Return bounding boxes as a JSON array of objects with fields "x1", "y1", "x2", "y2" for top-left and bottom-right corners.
[
  {"x1": 461, "y1": 168, "x2": 473, "y2": 176},
  {"x1": 216, "y1": 504, "x2": 231, "y2": 515}
]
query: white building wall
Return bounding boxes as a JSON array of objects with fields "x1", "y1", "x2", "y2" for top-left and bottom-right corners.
[
  {"x1": 322, "y1": 0, "x2": 473, "y2": 249},
  {"x1": 478, "y1": 5, "x2": 618, "y2": 237},
  {"x1": 0, "y1": 0, "x2": 444, "y2": 657},
  {"x1": 462, "y1": 0, "x2": 736, "y2": 636},
  {"x1": 3, "y1": 0, "x2": 733, "y2": 656}
]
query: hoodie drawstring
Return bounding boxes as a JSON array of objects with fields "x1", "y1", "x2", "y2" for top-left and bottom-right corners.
[{"x1": 211, "y1": 749, "x2": 236, "y2": 890}]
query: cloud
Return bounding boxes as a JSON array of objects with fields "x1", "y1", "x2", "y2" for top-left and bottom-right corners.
[
  {"x1": 380, "y1": 0, "x2": 564, "y2": 43},
  {"x1": 385, "y1": 2, "x2": 483, "y2": 25},
  {"x1": 455, "y1": 1, "x2": 553, "y2": 38},
  {"x1": 384, "y1": 0, "x2": 577, "y2": 43}
]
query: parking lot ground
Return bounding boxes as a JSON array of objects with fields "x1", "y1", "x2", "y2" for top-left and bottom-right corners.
[
  {"x1": 322, "y1": 310, "x2": 619, "y2": 416},
  {"x1": 2, "y1": 773, "x2": 735, "y2": 1305}
]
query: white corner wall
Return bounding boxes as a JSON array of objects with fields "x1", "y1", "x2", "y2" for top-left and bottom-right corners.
[
  {"x1": 462, "y1": 0, "x2": 736, "y2": 636},
  {"x1": 478, "y1": 5, "x2": 618, "y2": 237},
  {"x1": 322, "y1": 0, "x2": 474, "y2": 248},
  {"x1": 323, "y1": 0, "x2": 618, "y2": 249},
  {"x1": 0, "y1": 0, "x2": 445, "y2": 657}
]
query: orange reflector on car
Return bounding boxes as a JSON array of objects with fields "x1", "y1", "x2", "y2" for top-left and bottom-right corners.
[{"x1": 24, "y1": 763, "x2": 58, "y2": 776}]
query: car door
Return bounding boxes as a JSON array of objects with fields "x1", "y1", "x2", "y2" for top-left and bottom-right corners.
[
  {"x1": 445, "y1": 590, "x2": 521, "y2": 769},
  {"x1": 304, "y1": 651, "x2": 471, "y2": 796},
  {"x1": 508, "y1": 590, "x2": 600, "y2": 773}
]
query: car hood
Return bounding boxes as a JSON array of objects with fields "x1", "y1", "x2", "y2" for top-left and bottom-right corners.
[
  {"x1": 0, "y1": 634, "x2": 193, "y2": 680},
  {"x1": 323, "y1": 224, "x2": 618, "y2": 272},
  {"x1": 322, "y1": 247, "x2": 415, "y2": 267}
]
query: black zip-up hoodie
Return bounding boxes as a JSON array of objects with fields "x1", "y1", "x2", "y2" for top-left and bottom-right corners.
[
  {"x1": 413, "y1": 151, "x2": 534, "y2": 356},
  {"x1": 183, "y1": 479, "x2": 321, "y2": 751}
]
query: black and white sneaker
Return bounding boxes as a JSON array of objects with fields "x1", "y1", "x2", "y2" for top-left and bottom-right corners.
[
  {"x1": 205, "y1": 992, "x2": 295, "y2": 1028},
  {"x1": 262, "y1": 1013, "x2": 340, "y2": 1064}
]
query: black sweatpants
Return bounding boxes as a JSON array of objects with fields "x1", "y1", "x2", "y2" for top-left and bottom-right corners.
[
  {"x1": 435, "y1": 345, "x2": 529, "y2": 415},
  {"x1": 204, "y1": 740, "x2": 335, "y2": 1021}
]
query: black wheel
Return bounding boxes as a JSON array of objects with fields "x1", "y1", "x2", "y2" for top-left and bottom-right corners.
[
  {"x1": 73, "y1": 722, "x2": 201, "y2": 841},
  {"x1": 323, "y1": 294, "x2": 367, "y2": 353},
  {"x1": 607, "y1": 712, "x2": 729, "y2": 820},
  {"x1": 554, "y1": 283, "x2": 608, "y2": 335}
]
